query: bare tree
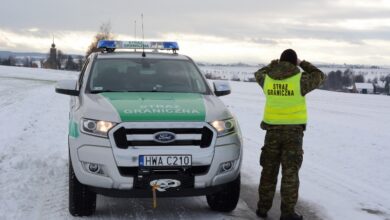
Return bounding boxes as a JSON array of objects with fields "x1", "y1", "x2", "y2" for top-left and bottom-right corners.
[
  {"x1": 76, "y1": 55, "x2": 85, "y2": 71},
  {"x1": 65, "y1": 55, "x2": 78, "y2": 70},
  {"x1": 85, "y1": 22, "x2": 114, "y2": 57},
  {"x1": 57, "y1": 50, "x2": 66, "y2": 69},
  {"x1": 354, "y1": 74, "x2": 365, "y2": 83}
]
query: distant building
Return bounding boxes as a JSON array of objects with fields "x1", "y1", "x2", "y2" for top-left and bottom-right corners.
[
  {"x1": 14, "y1": 60, "x2": 24, "y2": 67},
  {"x1": 43, "y1": 38, "x2": 58, "y2": 69},
  {"x1": 353, "y1": 83, "x2": 374, "y2": 94},
  {"x1": 31, "y1": 60, "x2": 41, "y2": 68}
]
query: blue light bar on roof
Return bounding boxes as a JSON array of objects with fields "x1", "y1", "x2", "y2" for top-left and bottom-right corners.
[{"x1": 97, "y1": 40, "x2": 179, "y2": 50}]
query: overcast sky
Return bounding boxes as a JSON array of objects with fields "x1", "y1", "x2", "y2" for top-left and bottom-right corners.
[{"x1": 1, "y1": 0, "x2": 390, "y2": 65}]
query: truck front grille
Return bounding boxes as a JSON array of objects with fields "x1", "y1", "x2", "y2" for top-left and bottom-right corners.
[{"x1": 113, "y1": 125, "x2": 214, "y2": 149}]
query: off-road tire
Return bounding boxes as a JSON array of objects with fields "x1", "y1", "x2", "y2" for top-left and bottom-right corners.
[
  {"x1": 206, "y1": 174, "x2": 240, "y2": 212},
  {"x1": 68, "y1": 156, "x2": 96, "y2": 216}
]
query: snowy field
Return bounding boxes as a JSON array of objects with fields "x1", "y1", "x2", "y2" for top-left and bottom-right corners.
[
  {"x1": 0, "y1": 65, "x2": 389, "y2": 220},
  {"x1": 199, "y1": 65, "x2": 390, "y2": 82}
]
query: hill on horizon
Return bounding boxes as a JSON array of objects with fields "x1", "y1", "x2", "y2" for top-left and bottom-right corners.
[{"x1": 0, "y1": 50, "x2": 82, "y2": 59}]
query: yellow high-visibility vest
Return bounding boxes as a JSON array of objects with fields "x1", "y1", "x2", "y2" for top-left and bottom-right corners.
[{"x1": 263, "y1": 72, "x2": 307, "y2": 124}]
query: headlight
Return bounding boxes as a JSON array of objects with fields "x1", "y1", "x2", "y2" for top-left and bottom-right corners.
[
  {"x1": 210, "y1": 118, "x2": 236, "y2": 137},
  {"x1": 80, "y1": 118, "x2": 116, "y2": 138}
]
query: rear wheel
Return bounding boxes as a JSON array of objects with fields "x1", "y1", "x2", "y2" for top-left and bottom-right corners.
[
  {"x1": 206, "y1": 174, "x2": 240, "y2": 212},
  {"x1": 68, "y1": 156, "x2": 96, "y2": 216}
]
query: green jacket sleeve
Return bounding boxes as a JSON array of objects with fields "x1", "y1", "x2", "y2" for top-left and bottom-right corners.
[
  {"x1": 254, "y1": 67, "x2": 267, "y2": 88},
  {"x1": 299, "y1": 61, "x2": 326, "y2": 96},
  {"x1": 254, "y1": 60, "x2": 278, "y2": 88}
]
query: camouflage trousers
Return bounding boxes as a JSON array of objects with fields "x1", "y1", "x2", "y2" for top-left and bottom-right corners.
[{"x1": 257, "y1": 129, "x2": 304, "y2": 215}]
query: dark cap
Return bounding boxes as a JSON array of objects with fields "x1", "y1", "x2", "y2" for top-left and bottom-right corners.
[{"x1": 280, "y1": 49, "x2": 298, "y2": 66}]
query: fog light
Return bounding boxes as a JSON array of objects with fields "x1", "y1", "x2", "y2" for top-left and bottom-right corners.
[
  {"x1": 88, "y1": 163, "x2": 100, "y2": 173},
  {"x1": 222, "y1": 161, "x2": 233, "y2": 171},
  {"x1": 218, "y1": 161, "x2": 235, "y2": 174},
  {"x1": 222, "y1": 162, "x2": 233, "y2": 171},
  {"x1": 82, "y1": 162, "x2": 104, "y2": 175}
]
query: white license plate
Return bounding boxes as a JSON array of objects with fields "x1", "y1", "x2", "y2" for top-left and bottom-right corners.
[{"x1": 139, "y1": 155, "x2": 192, "y2": 167}]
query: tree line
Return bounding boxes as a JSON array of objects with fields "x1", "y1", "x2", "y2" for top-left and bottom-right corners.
[
  {"x1": 322, "y1": 68, "x2": 390, "y2": 93},
  {"x1": 0, "y1": 54, "x2": 84, "y2": 71}
]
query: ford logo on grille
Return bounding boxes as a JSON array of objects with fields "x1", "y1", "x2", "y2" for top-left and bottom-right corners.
[{"x1": 154, "y1": 131, "x2": 176, "y2": 143}]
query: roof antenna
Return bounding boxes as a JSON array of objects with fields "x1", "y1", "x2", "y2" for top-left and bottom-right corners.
[
  {"x1": 134, "y1": 20, "x2": 137, "y2": 52},
  {"x1": 141, "y1": 13, "x2": 146, "y2": 57},
  {"x1": 51, "y1": 34, "x2": 55, "y2": 47}
]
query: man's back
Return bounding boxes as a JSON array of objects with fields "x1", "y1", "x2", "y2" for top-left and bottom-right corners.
[{"x1": 254, "y1": 60, "x2": 326, "y2": 130}]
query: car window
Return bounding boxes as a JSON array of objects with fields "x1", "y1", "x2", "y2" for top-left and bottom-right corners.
[
  {"x1": 78, "y1": 58, "x2": 90, "y2": 90},
  {"x1": 88, "y1": 59, "x2": 208, "y2": 94}
]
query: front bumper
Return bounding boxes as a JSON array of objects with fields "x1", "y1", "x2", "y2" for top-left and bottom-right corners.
[
  {"x1": 89, "y1": 176, "x2": 239, "y2": 198},
  {"x1": 69, "y1": 122, "x2": 242, "y2": 195}
]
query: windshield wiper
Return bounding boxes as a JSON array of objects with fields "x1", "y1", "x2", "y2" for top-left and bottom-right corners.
[
  {"x1": 91, "y1": 90, "x2": 196, "y2": 93},
  {"x1": 90, "y1": 90, "x2": 117, "y2": 94}
]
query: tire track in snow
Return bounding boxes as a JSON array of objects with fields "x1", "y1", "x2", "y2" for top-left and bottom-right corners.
[
  {"x1": 34, "y1": 176, "x2": 257, "y2": 220},
  {"x1": 32, "y1": 168, "x2": 69, "y2": 220}
]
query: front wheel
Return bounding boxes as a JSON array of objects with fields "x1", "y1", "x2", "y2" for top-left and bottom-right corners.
[
  {"x1": 206, "y1": 174, "x2": 240, "y2": 212},
  {"x1": 68, "y1": 156, "x2": 96, "y2": 216}
]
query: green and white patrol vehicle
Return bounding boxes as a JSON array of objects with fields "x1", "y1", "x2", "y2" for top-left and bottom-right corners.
[{"x1": 55, "y1": 40, "x2": 242, "y2": 216}]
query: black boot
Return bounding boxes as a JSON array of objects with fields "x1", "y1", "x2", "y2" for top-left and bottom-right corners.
[
  {"x1": 280, "y1": 213, "x2": 303, "y2": 220},
  {"x1": 256, "y1": 209, "x2": 268, "y2": 218}
]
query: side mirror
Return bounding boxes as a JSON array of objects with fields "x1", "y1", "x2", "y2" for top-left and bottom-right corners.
[
  {"x1": 213, "y1": 81, "x2": 231, "y2": 96},
  {"x1": 55, "y1": 80, "x2": 79, "y2": 96}
]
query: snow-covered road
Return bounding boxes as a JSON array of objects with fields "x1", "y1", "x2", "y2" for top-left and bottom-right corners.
[{"x1": 1, "y1": 66, "x2": 389, "y2": 220}]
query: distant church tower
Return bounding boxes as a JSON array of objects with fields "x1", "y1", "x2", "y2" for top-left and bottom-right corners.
[
  {"x1": 43, "y1": 36, "x2": 58, "y2": 69},
  {"x1": 50, "y1": 36, "x2": 57, "y2": 63}
]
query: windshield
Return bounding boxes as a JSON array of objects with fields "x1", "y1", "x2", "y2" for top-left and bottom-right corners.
[{"x1": 88, "y1": 58, "x2": 209, "y2": 94}]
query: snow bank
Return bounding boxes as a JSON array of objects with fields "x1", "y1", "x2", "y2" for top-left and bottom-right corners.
[{"x1": 0, "y1": 65, "x2": 78, "y2": 82}]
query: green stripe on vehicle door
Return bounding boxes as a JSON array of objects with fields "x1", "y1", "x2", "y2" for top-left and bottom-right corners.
[
  {"x1": 69, "y1": 120, "x2": 79, "y2": 138},
  {"x1": 100, "y1": 92, "x2": 206, "y2": 122}
]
